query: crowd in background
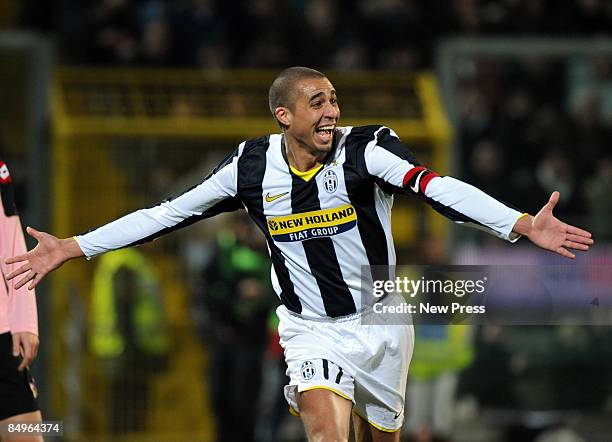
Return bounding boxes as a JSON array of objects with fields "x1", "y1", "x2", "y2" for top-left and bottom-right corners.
[
  {"x1": 457, "y1": 56, "x2": 612, "y2": 240},
  {"x1": 17, "y1": 0, "x2": 612, "y2": 239},
  {"x1": 17, "y1": 0, "x2": 612, "y2": 69}
]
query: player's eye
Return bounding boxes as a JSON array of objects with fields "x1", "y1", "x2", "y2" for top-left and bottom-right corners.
[{"x1": 311, "y1": 101, "x2": 322, "y2": 108}]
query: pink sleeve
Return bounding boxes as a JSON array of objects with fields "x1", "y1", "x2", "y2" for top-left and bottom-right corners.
[{"x1": 0, "y1": 200, "x2": 38, "y2": 335}]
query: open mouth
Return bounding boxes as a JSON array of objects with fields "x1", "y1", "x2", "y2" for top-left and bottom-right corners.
[
  {"x1": 315, "y1": 125, "x2": 335, "y2": 144},
  {"x1": 316, "y1": 125, "x2": 335, "y2": 135}
]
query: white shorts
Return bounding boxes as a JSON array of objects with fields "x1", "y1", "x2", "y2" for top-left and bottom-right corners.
[{"x1": 278, "y1": 305, "x2": 414, "y2": 432}]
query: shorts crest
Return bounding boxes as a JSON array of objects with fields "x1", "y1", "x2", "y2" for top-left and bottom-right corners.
[{"x1": 301, "y1": 360, "x2": 316, "y2": 380}]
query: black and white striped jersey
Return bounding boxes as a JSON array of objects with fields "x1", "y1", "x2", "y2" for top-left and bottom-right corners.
[{"x1": 76, "y1": 125, "x2": 522, "y2": 319}]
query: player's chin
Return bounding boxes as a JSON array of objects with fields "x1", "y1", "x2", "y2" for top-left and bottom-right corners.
[{"x1": 311, "y1": 136, "x2": 334, "y2": 153}]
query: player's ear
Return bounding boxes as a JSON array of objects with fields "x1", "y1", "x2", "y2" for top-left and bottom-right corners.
[{"x1": 275, "y1": 107, "x2": 291, "y2": 127}]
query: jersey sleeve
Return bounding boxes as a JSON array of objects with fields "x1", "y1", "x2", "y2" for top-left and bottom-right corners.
[
  {"x1": 363, "y1": 126, "x2": 523, "y2": 242},
  {"x1": 75, "y1": 144, "x2": 245, "y2": 258},
  {"x1": 0, "y1": 161, "x2": 38, "y2": 335}
]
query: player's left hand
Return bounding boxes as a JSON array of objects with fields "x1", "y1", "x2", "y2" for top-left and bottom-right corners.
[
  {"x1": 11, "y1": 332, "x2": 39, "y2": 371},
  {"x1": 519, "y1": 191, "x2": 594, "y2": 259}
]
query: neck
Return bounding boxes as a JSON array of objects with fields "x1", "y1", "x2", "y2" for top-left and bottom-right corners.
[{"x1": 284, "y1": 134, "x2": 328, "y2": 172}]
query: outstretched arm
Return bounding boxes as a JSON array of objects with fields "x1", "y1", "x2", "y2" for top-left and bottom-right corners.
[
  {"x1": 6, "y1": 144, "x2": 245, "y2": 290},
  {"x1": 511, "y1": 191, "x2": 593, "y2": 259},
  {"x1": 363, "y1": 127, "x2": 594, "y2": 256},
  {"x1": 5, "y1": 227, "x2": 84, "y2": 289}
]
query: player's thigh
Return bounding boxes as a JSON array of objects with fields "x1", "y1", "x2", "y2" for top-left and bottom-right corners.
[
  {"x1": 299, "y1": 388, "x2": 353, "y2": 442},
  {"x1": 353, "y1": 323, "x2": 414, "y2": 433},
  {"x1": 353, "y1": 411, "x2": 400, "y2": 442},
  {"x1": 0, "y1": 411, "x2": 43, "y2": 442}
]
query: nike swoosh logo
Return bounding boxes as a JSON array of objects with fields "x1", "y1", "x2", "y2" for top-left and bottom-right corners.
[
  {"x1": 265, "y1": 192, "x2": 289, "y2": 203},
  {"x1": 394, "y1": 410, "x2": 402, "y2": 419},
  {"x1": 410, "y1": 170, "x2": 426, "y2": 193}
]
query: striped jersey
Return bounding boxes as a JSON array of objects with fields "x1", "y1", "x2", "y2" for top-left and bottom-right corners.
[{"x1": 76, "y1": 125, "x2": 522, "y2": 319}]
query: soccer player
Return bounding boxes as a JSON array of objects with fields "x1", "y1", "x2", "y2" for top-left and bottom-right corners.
[
  {"x1": 6, "y1": 67, "x2": 593, "y2": 442},
  {"x1": 0, "y1": 158, "x2": 42, "y2": 442}
]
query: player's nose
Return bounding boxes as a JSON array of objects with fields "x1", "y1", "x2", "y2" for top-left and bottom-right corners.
[{"x1": 323, "y1": 101, "x2": 339, "y2": 120}]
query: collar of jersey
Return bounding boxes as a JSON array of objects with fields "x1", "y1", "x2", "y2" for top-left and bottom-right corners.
[
  {"x1": 289, "y1": 163, "x2": 323, "y2": 182},
  {"x1": 281, "y1": 135, "x2": 335, "y2": 182}
]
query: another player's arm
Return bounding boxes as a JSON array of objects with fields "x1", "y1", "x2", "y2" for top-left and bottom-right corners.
[
  {"x1": 6, "y1": 147, "x2": 243, "y2": 289},
  {"x1": 364, "y1": 126, "x2": 593, "y2": 259}
]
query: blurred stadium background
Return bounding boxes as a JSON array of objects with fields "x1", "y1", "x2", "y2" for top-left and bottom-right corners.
[{"x1": 1, "y1": 1, "x2": 612, "y2": 441}]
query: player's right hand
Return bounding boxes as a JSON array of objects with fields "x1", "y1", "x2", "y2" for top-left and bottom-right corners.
[{"x1": 4, "y1": 227, "x2": 83, "y2": 290}]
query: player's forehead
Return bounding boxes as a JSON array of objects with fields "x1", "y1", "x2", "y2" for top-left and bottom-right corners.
[{"x1": 294, "y1": 77, "x2": 336, "y2": 101}]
